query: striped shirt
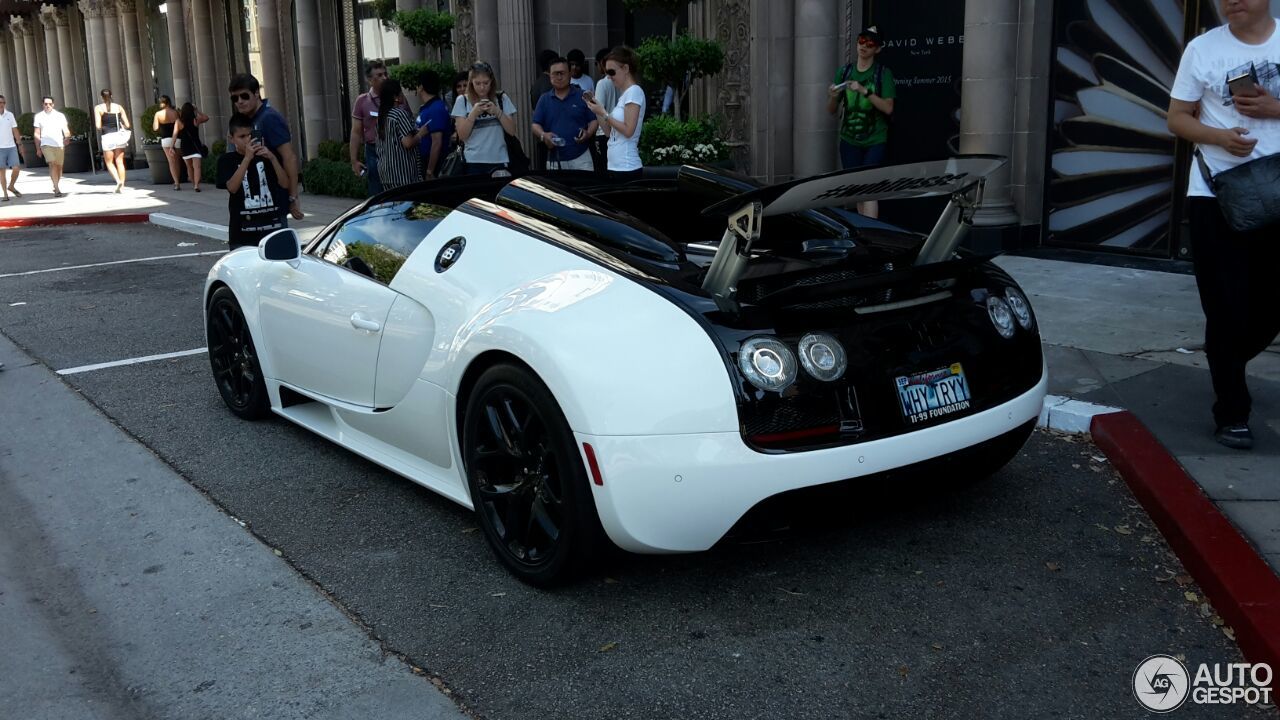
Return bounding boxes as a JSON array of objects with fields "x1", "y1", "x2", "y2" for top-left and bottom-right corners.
[{"x1": 375, "y1": 107, "x2": 422, "y2": 190}]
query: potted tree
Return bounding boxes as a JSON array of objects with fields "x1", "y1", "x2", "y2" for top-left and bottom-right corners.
[
  {"x1": 61, "y1": 107, "x2": 92, "y2": 173},
  {"x1": 16, "y1": 112, "x2": 44, "y2": 169}
]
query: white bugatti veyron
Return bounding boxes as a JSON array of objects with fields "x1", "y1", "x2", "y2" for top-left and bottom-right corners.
[{"x1": 204, "y1": 158, "x2": 1047, "y2": 584}]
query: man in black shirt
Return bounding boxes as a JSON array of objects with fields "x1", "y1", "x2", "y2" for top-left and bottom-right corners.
[{"x1": 217, "y1": 114, "x2": 288, "y2": 249}]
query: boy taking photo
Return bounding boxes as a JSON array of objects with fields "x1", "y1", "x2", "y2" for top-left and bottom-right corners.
[{"x1": 217, "y1": 114, "x2": 288, "y2": 249}]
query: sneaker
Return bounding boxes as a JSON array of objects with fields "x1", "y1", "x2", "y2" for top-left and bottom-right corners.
[{"x1": 1214, "y1": 424, "x2": 1254, "y2": 450}]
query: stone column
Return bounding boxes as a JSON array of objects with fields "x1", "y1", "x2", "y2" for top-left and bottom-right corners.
[
  {"x1": 80, "y1": 0, "x2": 108, "y2": 105},
  {"x1": 165, "y1": 0, "x2": 191, "y2": 102},
  {"x1": 296, "y1": 0, "x2": 325, "y2": 159},
  {"x1": 101, "y1": 0, "x2": 127, "y2": 105},
  {"x1": 68, "y1": 5, "x2": 91, "y2": 106},
  {"x1": 38, "y1": 7, "x2": 63, "y2": 109},
  {"x1": 397, "y1": 0, "x2": 423, "y2": 63},
  {"x1": 959, "y1": 0, "x2": 1020, "y2": 229},
  {"x1": 54, "y1": 9, "x2": 81, "y2": 108},
  {"x1": 792, "y1": 0, "x2": 839, "y2": 177},
  {"x1": 497, "y1": 0, "x2": 534, "y2": 153},
  {"x1": 17, "y1": 17, "x2": 44, "y2": 113},
  {"x1": 474, "y1": 0, "x2": 499, "y2": 75},
  {"x1": 255, "y1": 0, "x2": 287, "y2": 111},
  {"x1": 0, "y1": 30, "x2": 19, "y2": 114},
  {"x1": 117, "y1": 0, "x2": 148, "y2": 140},
  {"x1": 189, "y1": 0, "x2": 220, "y2": 125},
  {"x1": 10, "y1": 24, "x2": 29, "y2": 116},
  {"x1": 746, "y1": 0, "x2": 793, "y2": 180}
]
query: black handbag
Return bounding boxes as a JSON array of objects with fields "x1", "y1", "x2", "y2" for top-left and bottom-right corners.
[
  {"x1": 439, "y1": 143, "x2": 467, "y2": 177},
  {"x1": 1196, "y1": 148, "x2": 1280, "y2": 232},
  {"x1": 498, "y1": 93, "x2": 530, "y2": 174}
]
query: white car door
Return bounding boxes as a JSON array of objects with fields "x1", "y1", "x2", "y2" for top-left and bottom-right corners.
[{"x1": 257, "y1": 255, "x2": 397, "y2": 407}]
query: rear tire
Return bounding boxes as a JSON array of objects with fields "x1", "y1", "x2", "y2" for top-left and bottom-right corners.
[
  {"x1": 462, "y1": 363, "x2": 607, "y2": 586},
  {"x1": 206, "y1": 287, "x2": 270, "y2": 420}
]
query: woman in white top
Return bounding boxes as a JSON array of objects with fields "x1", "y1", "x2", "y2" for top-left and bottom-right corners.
[
  {"x1": 451, "y1": 62, "x2": 519, "y2": 177},
  {"x1": 586, "y1": 46, "x2": 645, "y2": 179},
  {"x1": 95, "y1": 89, "x2": 133, "y2": 193}
]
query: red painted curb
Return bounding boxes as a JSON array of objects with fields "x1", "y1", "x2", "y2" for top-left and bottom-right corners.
[
  {"x1": 0, "y1": 213, "x2": 151, "y2": 229},
  {"x1": 1091, "y1": 411, "x2": 1280, "y2": 682}
]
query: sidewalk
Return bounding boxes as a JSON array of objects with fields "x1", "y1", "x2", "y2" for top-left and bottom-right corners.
[
  {"x1": 995, "y1": 255, "x2": 1280, "y2": 576},
  {"x1": 0, "y1": 166, "x2": 356, "y2": 237}
]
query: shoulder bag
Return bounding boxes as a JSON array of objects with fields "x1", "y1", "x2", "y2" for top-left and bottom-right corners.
[
  {"x1": 1196, "y1": 148, "x2": 1280, "y2": 232},
  {"x1": 497, "y1": 93, "x2": 530, "y2": 174}
]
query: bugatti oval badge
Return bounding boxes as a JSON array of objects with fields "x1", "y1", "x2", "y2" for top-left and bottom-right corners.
[{"x1": 435, "y1": 237, "x2": 466, "y2": 272}]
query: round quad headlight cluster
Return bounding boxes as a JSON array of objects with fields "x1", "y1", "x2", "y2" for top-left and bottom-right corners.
[
  {"x1": 739, "y1": 334, "x2": 850, "y2": 392},
  {"x1": 986, "y1": 295, "x2": 1017, "y2": 339},
  {"x1": 798, "y1": 332, "x2": 847, "y2": 382},
  {"x1": 1003, "y1": 287, "x2": 1035, "y2": 330},
  {"x1": 738, "y1": 337, "x2": 798, "y2": 392}
]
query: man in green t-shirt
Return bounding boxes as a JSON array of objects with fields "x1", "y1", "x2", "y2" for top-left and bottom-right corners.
[{"x1": 826, "y1": 25, "x2": 896, "y2": 217}]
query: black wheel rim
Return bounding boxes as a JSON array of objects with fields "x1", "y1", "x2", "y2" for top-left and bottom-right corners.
[
  {"x1": 208, "y1": 299, "x2": 260, "y2": 410},
  {"x1": 469, "y1": 386, "x2": 566, "y2": 568}
]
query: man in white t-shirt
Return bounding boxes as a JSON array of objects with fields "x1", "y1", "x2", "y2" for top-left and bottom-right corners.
[
  {"x1": 0, "y1": 95, "x2": 22, "y2": 201},
  {"x1": 32, "y1": 96, "x2": 71, "y2": 198},
  {"x1": 1169, "y1": 0, "x2": 1280, "y2": 450}
]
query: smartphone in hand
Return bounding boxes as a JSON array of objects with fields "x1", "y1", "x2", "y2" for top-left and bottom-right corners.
[{"x1": 1229, "y1": 70, "x2": 1260, "y2": 98}]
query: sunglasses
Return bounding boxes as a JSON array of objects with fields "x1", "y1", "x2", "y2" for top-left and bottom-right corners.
[
  {"x1": 471, "y1": 62, "x2": 493, "y2": 72},
  {"x1": 605, "y1": 68, "x2": 617, "y2": 77},
  {"x1": 230, "y1": 91, "x2": 254, "y2": 102},
  {"x1": 857, "y1": 37, "x2": 880, "y2": 48}
]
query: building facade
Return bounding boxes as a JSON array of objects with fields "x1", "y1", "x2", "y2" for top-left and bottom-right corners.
[{"x1": 0, "y1": 0, "x2": 1249, "y2": 259}]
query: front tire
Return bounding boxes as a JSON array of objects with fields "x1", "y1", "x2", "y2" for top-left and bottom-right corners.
[
  {"x1": 206, "y1": 287, "x2": 270, "y2": 420},
  {"x1": 463, "y1": 363, "x2": 607, "y2": 586}
]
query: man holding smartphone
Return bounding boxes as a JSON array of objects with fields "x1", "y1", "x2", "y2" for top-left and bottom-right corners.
[
  {"x1": 228, "y1": 73, "x2": 303, "y2": 221},
  {"x1": 1168, "y1": 0, "x2": 1280, "y2": 449}
]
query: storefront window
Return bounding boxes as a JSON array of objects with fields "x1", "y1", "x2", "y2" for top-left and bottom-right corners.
[{"x1": 356, "y1": 0, "x2": 399, "y2": 67}]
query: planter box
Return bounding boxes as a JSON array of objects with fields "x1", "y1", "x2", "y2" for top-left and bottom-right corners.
[
  {"x1": 21, "y1": 139, "x2": 45, "y2": 168},
  {"x1": 143, "y1": 144, "x2": 187, "y2": 184},
  {"x1": 62, "y1": 140, "x2": 91, "y2": 173}
]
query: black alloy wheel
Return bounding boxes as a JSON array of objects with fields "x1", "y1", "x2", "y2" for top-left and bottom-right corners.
[
  {"x1": 206, "y1": 287, "x2": 270, "y2": 420},
  {"x1": 463, "y1": 364, "x2": 606, "y2": 585}
]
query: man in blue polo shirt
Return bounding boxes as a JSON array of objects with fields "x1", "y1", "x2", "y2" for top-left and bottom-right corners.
[{"x1": 531, "y1": 57, "x2": 598, "y2": 171}]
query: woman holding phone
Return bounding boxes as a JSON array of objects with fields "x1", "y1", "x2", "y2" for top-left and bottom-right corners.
[
  {"x1": 585, "y1": 46, "x2": 645, "y2": 179},
  {"x1": 452, "y1": 62, "x2": 519, "y2": 176},
  {"x1": 174, "y1": 102, "x2": 209, "y2": 191}
]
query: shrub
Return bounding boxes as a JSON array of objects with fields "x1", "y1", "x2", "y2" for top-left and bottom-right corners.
[
  {"x1": 639, "y1": 114, "x2": 728, "y2": 166},
  {"x1": 635, "y1": 34, "x2": 724, "y2": 121},
  {"x1": 17, "y1": 112, "x2": 33, "y2": 140},
  {"x1": 391, "y1": 8, "x2": 454, "y2": 49},
  {"x1": 140, "y1": 104, "x2": 162, "y2": 143},
  {"x1": 389, "y1": 62, "x2": 457, "y2": 94},
  {"x1": 201, "y1": 140, "x2": 229, "y2": 185},
  {"x1": 318, "y1": 139, "x2": 347, "y2": 163},
  {"x1": 62, "y1": 107, "x2": 90, "y2": 141},
  {"x1": 302, "y1": 157, "x2": 368, "y2": 199}
]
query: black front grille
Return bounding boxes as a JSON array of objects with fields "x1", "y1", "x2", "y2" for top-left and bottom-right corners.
[{"x1": 743, "y1": 393, "x2": 840, "y2": 438}]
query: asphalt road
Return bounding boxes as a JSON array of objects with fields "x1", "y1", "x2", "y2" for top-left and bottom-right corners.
[{"x1": 0, "y1": 225, "x2": 1267, "y2": 719}]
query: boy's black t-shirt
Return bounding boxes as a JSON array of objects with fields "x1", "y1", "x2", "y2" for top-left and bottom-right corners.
[{"x1": 216, "y1": 151, "x2": 288, "y2": 248}]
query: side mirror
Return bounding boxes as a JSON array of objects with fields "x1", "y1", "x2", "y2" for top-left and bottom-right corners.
[{"x1": 259, "y1": 228, "x2": 301, "y2": 265}]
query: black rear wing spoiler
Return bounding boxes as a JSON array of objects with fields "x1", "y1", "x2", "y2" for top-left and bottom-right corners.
[{"x1": 700, "y1": 155, "x2": 1008, "y2": 311}]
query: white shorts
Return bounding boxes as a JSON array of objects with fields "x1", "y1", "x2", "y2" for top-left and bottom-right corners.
[
  {"x1": 160, "y1": 137, "x2": 176, "y2": 149},
  {"x1": 182, "y1": 151, "x2": 202, "y2": 160},
  {"x1": 102, "y1": 129, "x2": 131, "y2": 151}
]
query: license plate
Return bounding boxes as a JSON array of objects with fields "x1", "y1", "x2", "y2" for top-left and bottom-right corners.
[{"x1": 896, "y1": 363, "x2": 972, "y2": 425}]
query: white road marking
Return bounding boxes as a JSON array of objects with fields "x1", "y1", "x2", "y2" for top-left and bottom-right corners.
[
  {"x1": 0, "y1": 250, "x2": 227, "y2": 279},
  {"x1": 57, "y1": 347, "x2": 209, "y2": 376}
]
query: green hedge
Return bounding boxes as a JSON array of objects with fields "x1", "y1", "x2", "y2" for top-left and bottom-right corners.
[
  {"x1": 318, "y1": 139, "x2": 347, "y2": 163},
  {"x1": 638, "y1": 114, "x2": 728, "y2": 166},
  {"x1": 17, "y1": 112, "x2": 33, "y2": 139},
  {"x1": 140, "y1": 104, "x2": 162, "y2": 141},
  {"x1": 391, "y1": 8, "x2": 454, "y2": 49},
  {"x1": 201, "y1": 140, "x2": 228, "y2": 185},
  {"x1": 302, "y1": 157, "x2": 368, "y2": 199},
  {"x1": 389, "y1": 62, "x2": 457, "y2": 94}
]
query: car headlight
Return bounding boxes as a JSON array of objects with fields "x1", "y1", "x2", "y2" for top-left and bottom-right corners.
[
  {"x1": 798, "y1": 332, "x2": 847, "y2": 382},
  {"x1": 738, "y1": 336, "x2": 798, "y2": 392},
  {"x1": 1004, "y1": 287, "x2": 1034, "y2": 330},
  {"x1": 986, "y1": 296, "x2": 1017, "y2": 339}
]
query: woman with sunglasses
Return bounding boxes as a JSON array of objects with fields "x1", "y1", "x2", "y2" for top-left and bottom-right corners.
[
  {"x1": 585, "y1": 46, "x2": 645, "y2": 179},
  {"x1": 95, "y1": 89, "x2": 133, "y2": 193},
  {"x1": 826, "y1": 25, "x2": 896, "y2": 218},
  {"x1": 452, "y1": 62, "x2": 519, "y2": 176}
]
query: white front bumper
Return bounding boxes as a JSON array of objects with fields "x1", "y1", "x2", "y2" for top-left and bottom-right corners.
[{"x1": 578, "y1": 365, "x2": 1048, "y2": 553}]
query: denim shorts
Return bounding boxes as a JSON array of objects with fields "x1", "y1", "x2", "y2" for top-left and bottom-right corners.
[
  {"x1": 839, "y1": 141, "x2": 887, "y2": 170},
  {"x1": 0, "y1": 145, "x2": 19, "y2": 169}
]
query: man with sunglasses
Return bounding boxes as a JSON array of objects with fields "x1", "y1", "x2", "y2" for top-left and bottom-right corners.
[
  {"x1": 228, "y1": 74, "x2": 303, "y2": 220},
  {"x1": 33, "y1": 97, "x2": 70, "y2": 198},
  {"x1": 0, "y1": 95, "x2": 22, "y2": 201},
  {"x1": 827, "y1": 25, "x2": 896, "y2": 218}
]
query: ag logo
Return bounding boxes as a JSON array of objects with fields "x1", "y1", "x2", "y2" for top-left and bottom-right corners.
[
  {"x1": 435, "y1": 237, "x2": 466, "y2": 272},
  {"x1": 1133, "y1": 655, "x2": 1189, "y2": 713}
]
